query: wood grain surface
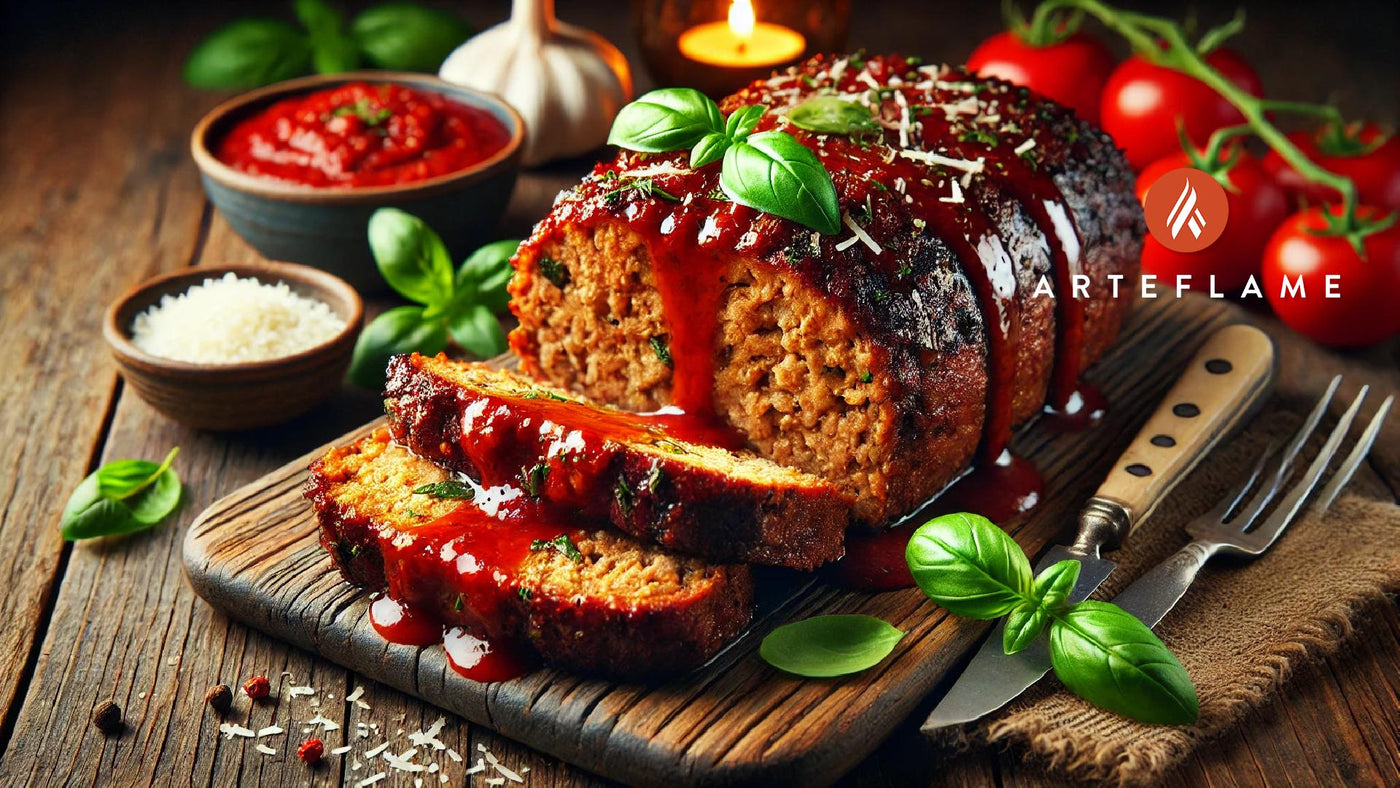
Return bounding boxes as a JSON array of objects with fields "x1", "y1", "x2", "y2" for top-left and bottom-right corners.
[{"x1": 0, "y1": 1, "x2": 1396, "y2": 786}]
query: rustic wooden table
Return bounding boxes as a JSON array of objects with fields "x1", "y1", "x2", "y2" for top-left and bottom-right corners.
[{"x1": 1, "y1": 1, "x2": 1396, "y2": 785}]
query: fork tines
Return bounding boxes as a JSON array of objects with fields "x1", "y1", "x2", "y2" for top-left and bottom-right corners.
[{"x1": 1189, "y1": 375, "x2": 1395, "y2": 555}]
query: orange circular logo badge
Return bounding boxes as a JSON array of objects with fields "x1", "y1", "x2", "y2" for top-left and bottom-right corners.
[{"x1": 1142, "y1": 167, "x2": 1229, "y2": 253}]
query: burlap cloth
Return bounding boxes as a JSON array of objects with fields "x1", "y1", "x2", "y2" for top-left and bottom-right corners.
[{"x1": 964, "y1": 380, "x2": 1400, "y2": 785}]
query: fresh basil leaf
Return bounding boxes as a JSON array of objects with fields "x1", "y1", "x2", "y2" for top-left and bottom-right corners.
[
  {"x1": 184, "y1": 19, "x2": 312, "y2": 90},
  {"x1": 1003, "y1": 559, "x2": 1080, "y2": 654},
  {"x1": 760, "y1": 615, "x2": 904, "y2": 678},
  {"x1": 310, "y1": 31, "x2": 361, "y2": 74},
  {"x1": 607, "y1": 88, "x2": 725, "y2": 153},
  {"x1": 689, "y1": 132, "x2": 730, "y2": 168},
  {"x1": 788, "y1": 96, "x2": 879, "y2": 135},
  {"x1": 413, "y1": 480, "x2": 474, "y2": 500},
  {"x1": 368, "y1": 208, "x2": 456, "y2": 306},
  {"x1": 127, "y1": 465, "x2": 183, "y2": 527},
  {"x1": 720, "y1": 131, "x2": 841, "y2": 235},
  {"x1": 349, "y1": 305, "x2": 448, "y2": 387},
  {"x1": 447, "y1": 304, "x2": 507, "y2": 359},
  {"x1": 351, "y1": 3, "x2": 475, "y2": 72},
  {"x1": 905, "y1": 512, "x2": 1033, "y2": 620},
  {"x1": 456, "y1": 239, "x2": 520, "y2": 314},
  {"x1": 724, "y1": 104, "x2": 765, "y2": 141},
  {"x1": 61, "y1": 451, "x2": 183, "y2": 540},
  {"x1": 1049, "y1": 600, "x2": 1199, "y2": 725}
]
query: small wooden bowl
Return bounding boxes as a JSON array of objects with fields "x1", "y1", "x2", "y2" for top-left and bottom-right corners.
[{"x1": 104, "y1": 262, "x2": 364, "y2": 431}]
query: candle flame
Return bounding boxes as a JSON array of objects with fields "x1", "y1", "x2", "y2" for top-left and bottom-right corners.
[{"x1": 728, "y1": 0, "x2": 756, "y2": 39}]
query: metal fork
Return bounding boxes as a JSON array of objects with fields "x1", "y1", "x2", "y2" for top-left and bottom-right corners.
[{"x1": 1110, "y1": 375, "x2": 1395, "y2": 629}]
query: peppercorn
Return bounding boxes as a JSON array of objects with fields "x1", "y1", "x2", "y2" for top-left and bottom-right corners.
[
  {"x1": 204, "y1": 683, "x2": 232, "y2": 714},
  {"x1": 297, "y1": 738, "x2": 324, "y2": 765},
  {"x1": 242, "y1": 675, "x2": 270, "y2": 700},
  {"x1": 91, "y1": 699, "x2": 123, "y2": 735}
]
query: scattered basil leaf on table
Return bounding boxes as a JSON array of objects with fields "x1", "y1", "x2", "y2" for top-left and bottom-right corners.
[
  {"x1": 351, "y1": 3, "x2": 476, "y2": 72},
  {"x1": 184, "y1": 1, "x2": 474, "y2": 90},
  {"x1": 607, "y1": 88, "x2": 725, "y2": 152},
  {"x1": 905, "y1": 512, "x2": 1032, "y2": 620},
  {"x1": 1049, "y1": 601, "x2": 1199, "y2": 725},
  {"x1": 788, "y1": 96, "x2": 880, "y2": 135},
  {"x1": 1003, "y1": 559, "x2": 1079, "y2": 655},
  {"x1": 350, "y1": 208, "x2": 519, "y2": 388},
  {"x1": 760, "y1": 615, "x2": 904, "y2": 678},
  {"x1": 61, "y1": 448, "x2": 183, "y2": 540},
  {"x1": 183, "y1": 19, "x2": 312, "y2": 90}
]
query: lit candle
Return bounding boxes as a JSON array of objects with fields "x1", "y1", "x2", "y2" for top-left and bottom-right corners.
[{"x1": 677, "y1": 0, "x2": 806, "y2": 69}]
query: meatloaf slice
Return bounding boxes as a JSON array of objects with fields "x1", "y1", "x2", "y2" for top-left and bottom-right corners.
[
  {"x1": 383, "y1": 353, "x2": 852, "y2": 569},
  {"x1": 508, "y1": 54, "x2": 1142, "y2": 526},
  {"x1": 305, "y1": 429, "x2": 754, "y2": 678}
]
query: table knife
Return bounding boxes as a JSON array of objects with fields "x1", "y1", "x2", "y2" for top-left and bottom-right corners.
[{"x1": 921, "y1": 323, "x2": 1276, "y2": 733}]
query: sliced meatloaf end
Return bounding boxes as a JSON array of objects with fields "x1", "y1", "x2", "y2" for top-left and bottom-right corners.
[
  {"x1": 508, "y1": 53, "x2": 1142, "y2": 526},
  {"x1": 305, "y1": 430, "x2": 754, "y2": 678},
  {"x1": 383, "y1": 353, "x2": 853, "y2": 569}
]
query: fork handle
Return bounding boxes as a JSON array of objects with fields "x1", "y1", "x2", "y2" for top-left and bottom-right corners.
[{"x1": 1072, "y1": 324, "x2": 1276, "y2": 555}]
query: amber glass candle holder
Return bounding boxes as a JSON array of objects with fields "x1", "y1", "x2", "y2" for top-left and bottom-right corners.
[{"x1": 633, "y1": 0, "x2": 851, "y2": 96}]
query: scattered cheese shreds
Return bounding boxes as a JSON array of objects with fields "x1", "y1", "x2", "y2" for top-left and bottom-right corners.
[
  {"x1": 465, "y1": 759, "x2": 486, "y2": 775},
  {"x1": 365, "y1": 740, "x2": 394, "y2": 759},
  {"x1": 356, "y1": 699, "x2": 373, "y2": 710},
  {"x1": 841, "y1": 213, "x2": 883, "y2": 256},
  {"x1": 898, "y1": 149, "x2": 985, "y2": 175},
  {"x1": 357, "y1": 773, "x2": 386, "y2": 787},
  {"x1": 494, "y1": 761, "x2": 524, "y2": 783},
  {"x1": 346, "y1": 686, "x2": 366, "y2": 703},
  {"x1": 220, "y1": 723, "x2": 256, "y2": 739},
  {"x1": 446, "y1": 748, "x2": 464, "y2": 764},
  {"x1": 1014, "y1": 138, "x2": 1037, "y2": 156},
  {"x1": 307, "y1": 713, "x2": 341, "y2": 731},
  {"x1": 485, "y1": 779, "x2": 506, "y2": 787},
  {"x1": 332, "y1": 745, "x2": 353, "y2": 756},
  {"x1": 288, "y1": 685, "x2": 316, "y2": 698},
  {"x1": 940, "y1": 178, "x2": 966, "y2": 204},
  {"x1": 255, "y1": 744, "x2": 277, "y2": 756},
  {"x1": 256, "y1": 725, "x2": 283, "y2": 737}
]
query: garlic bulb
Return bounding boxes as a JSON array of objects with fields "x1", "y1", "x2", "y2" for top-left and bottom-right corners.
[{"x1": 439, "y1": 0, "x2": 633, "y2": 166}]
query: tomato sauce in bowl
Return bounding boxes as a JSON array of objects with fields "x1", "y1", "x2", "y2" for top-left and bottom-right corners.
[{"x1": 215, "y1": 81, "x2": 512, "y2": 188}]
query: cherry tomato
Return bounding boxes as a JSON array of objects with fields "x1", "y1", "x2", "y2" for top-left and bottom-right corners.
[
  {"x1": 1135, "y1": 149, "x2": 1290, "y2": 291},
  {"x1": 1263, "y1": 125, "x2": 1400, "y2": 211},
  {"x1": 1261, "y1": 205, "x2": 1400, "y2": 347},
  {"x1": 1101, "y1": 48, "x2": 1263, "y2": 170},
  {"x1": 967, "y1": 31, "x2": 1115, "y2": 125}
]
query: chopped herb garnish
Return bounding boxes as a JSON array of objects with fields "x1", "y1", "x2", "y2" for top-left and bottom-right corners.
[
  {"x1": 453, "y1": 593, "x2": 465, "y2": 612},
  {"x1": 331, "y1": 100, "x2": 392, "y2": 126},
  {"x1": 517, "y1": 587, "x2": 533, "y2": 601},
  {"x1": 520, "y1": 462, "x2": 551, "y2": 497},
  {"x1": 413, "y1": 480, "x2": 474, "y2": 500},
  {"x1": 644, "y1": 462, "x2": 664, "y2": 493},
  {"x1": 530, "y1": 534, "x2": 583, "y2": 563},
  {"x1": 614, "y1": 476, "x2": 635, "y2": 517},
  {"x1": 959, "y1": 128, "x2": 999, "y2": 146},
  {"x1": 860, "y1": 371, "x2": 874, "y2": 383},
  {"x1": 650, "y1": 336, "x2": 673, "y2": 368},
  {"x1": 538, "y1": 256, "x2": 571, "y2": 289},
  {"x1": 521, "y1": 388, "x2": 569, "y2": 402}
]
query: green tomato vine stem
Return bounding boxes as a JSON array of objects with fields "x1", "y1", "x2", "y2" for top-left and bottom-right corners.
[{"x1": 1029, "y1": 0, "x2": 1387, "y2": 247}]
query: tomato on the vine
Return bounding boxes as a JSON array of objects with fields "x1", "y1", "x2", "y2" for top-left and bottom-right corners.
[
  {"x1": 967, "y1": 31, "x2": 1115, "y2": 124},
  {"x1": 1135, "y1": 147, "x2": 1290, "y2": 291},
  {"x1": 1101, "y1": 48, "x2": 1263, "y2": 170},
  {"x1": 1261, "y1": 205, "x2": 1400, "y2": 347},
  {"x1": 1263, "y1": 124, "x2": 1400, "y2": 210}
]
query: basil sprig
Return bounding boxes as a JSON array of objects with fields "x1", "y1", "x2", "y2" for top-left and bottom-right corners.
[
  {"x1": 907, "y1": 514, "x2": 1199, "y2": 725},
  {"x1": 349, "y1": 208, "x2": 516, "y2": 388},
  {"x1": 788, "y1": 96, "x2": 880, "y2": 135},
  {"x1": 760, "y1": 615, "x2": 905, "y2": 678},
  {"x1": 185, "y1": 0, "x2": 473, "y2": 90},
  {"x1": 607, "y1": 88, "x2": 841, "y2": 235},
  {"x1": 60, "y1": 448, "x2": 183, "y2": 541}
]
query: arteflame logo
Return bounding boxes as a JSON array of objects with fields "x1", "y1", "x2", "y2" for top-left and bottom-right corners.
[{"x1": 1142, "y1": 167, "x2": 1229, "y2": 253}]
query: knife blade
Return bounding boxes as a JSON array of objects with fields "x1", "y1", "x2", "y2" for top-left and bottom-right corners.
[{"x1": 922, "y1": 324, "x2": 1276, "y2": 734}]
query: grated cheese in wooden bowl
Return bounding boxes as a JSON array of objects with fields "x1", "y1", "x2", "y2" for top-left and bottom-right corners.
[{"x1": 130, "y1": 272, "x2": 346, "y2": 364}]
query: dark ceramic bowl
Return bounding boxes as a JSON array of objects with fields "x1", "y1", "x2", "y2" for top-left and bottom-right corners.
[
  {"x1": 104, "y1": 262, "x2": 363, "y2": 431},
  {"x1": 191, "y1": 72, "x2": 524, "y2": 293}
]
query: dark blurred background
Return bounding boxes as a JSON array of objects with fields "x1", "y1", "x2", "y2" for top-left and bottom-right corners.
[{"x1": 4, "y1": 0, "x2": 1397, "y2": 125}]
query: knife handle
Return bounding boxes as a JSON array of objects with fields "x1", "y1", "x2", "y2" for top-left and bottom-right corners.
[{"x1": 1071, "y1": 324, "x2": 1275, "y2": 555}]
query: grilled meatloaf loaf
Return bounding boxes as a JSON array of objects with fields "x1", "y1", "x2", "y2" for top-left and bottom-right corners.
[
  {"x1": 306, "y1": 429, "x2": 754, "y2": 677},
  {"x1": 384, "y1": 353, "x2": 851, "y2": 569},
  {"x1": 508, "y1": 54, "x2": 1143, "y2": 525}
]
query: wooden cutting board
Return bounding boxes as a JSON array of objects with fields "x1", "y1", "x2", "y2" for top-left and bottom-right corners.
[{"x1": 183, "y1": 294, "x2": 1274, "y2": 786}]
